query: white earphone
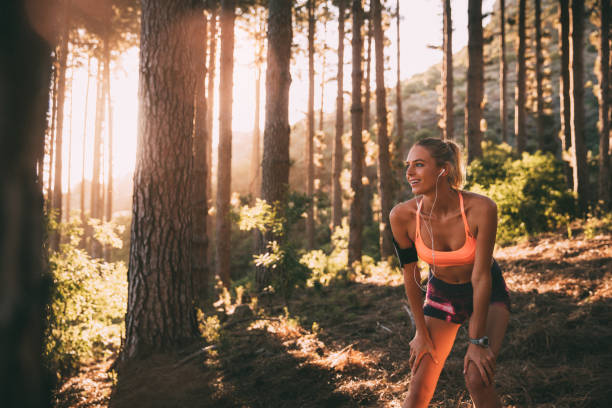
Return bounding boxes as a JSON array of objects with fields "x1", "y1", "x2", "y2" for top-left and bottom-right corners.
[{"x1": 439, "y1": 169, "x2": 445, "y2": 176}]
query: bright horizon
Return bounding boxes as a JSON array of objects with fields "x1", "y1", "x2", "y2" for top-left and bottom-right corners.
[{"x1": 58, "y1": 0, "x2": 496, "y2": 192}]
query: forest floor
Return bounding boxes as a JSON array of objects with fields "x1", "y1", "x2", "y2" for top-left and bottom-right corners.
[{"x1": 53, "y1": 231, "x2": 612, "y2": 408}]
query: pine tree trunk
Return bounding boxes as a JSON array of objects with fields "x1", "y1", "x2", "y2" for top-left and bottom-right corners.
[
  {"x1": 559, "y1": 0, "x2": 572, "y2": 188},
  {"x1": 206, "y1": 9, "x2": 217, "y2": 272},
  {"x1": 66, "y1": 68, "x2": 73, "y2": 222},
  {"x1": 349, "y1": 0, "x2": 364, "y2": 268},
  {"x1": 515, "y1": 0, "x2": 527, "y2": 153},
  {"x1": 250, "y1": 20, "x2": 264, "y2": 199},
  {"x1": 52, "y1": 5, "x2": 71, "y2": 249},
  {"x1": 0, "y1": 1, "x2": 52, "y2": 404},
  {"x1": 372, "y1": 0, "x2": 394, "y2": 258},
  {"x1": 105, "y1": 42, "x2": 113, "y2": 222},
  {"x1": 193, "y1": 11, "x2": 209, "y2": 303},
  {"x1": 47, "y1": 52, "x2": 59, "y2": 209},
  {"x1": 570, "y1": 0, "x2": 588, "y2": 213},
  {"x1": 306, "y1": 0, "x2": 315, "y2": 249},
  {"x1": 332, "y1": 0, "x2": 345, "y2": 229},
  {"x1": 81, "y1": 56, "x2": 91, "y2": 225},
  {"x1": 91, "y1": 58, "x2": 105, "y2": 222},
  {"x1": 465, "y1": 0, "x2": 484, "y2": 163},
  {"x1": 216, "y1": 0, "x2": 235, "y2": 289},
  {"x1": 441, "y1": 0, "x2": 454, "y2": 141},
  {"x1": 499, "y1": 0, "x2": 507, "y2": 143},
  {"x1": 535, "y1": 0, "x2": 548, "y2": 151},
  {"x1": 597, "y1": 0, "x2": 610, "y2": 208},
  {"x1": 123, "y1": 0, "x2": 201, "y2": 360},
  {"x1": 364, "y1": 12, "x2": 372, "y2": 132},
  {"x1": 396, "y1": 0, "x2": 404, "y2": 145},
  {"x1": 256, "y1": 0, "x2": 292, "y2": 290}
]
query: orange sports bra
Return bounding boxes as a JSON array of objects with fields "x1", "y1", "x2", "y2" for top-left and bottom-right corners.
[{"x1": 414, "y1": 191, "x2": 477, "y2": 267}]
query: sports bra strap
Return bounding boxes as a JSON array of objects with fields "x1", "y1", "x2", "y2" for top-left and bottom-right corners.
[
  {"x1": 415, "y1": 198, "x2": 422, "y2": 238},
  {"x1": 458, "y1": 192, "x2": 472, "y2": 238}
]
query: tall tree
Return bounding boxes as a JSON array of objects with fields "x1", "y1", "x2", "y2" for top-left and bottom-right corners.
[
  {"x1": 558, "y1": 0, "x2": 572, "y2": 187},
  {"x1": 124, "y1": 0, "x2": 201, "y2": 359},
  {"x1": 465, "y1": 0, "x2": 484, "y2": 163},
  {"x1": 206, "y1": 8, "x2": 218, "y2": 270},
  {"x1": 193, "y1": 9, "x2": 209, "y2": 303},
  {"x1": 216, "y1": 0, "x2": 236, "y2": 288},
  {"x1": 372, "y1": 0, "x2": 394, "y2": 258},
  {"x1": 515, "y1": 0, "x2": 527, "y2": 153},
  {"x1": 91, "y1": 58, "x2": 105, "y2": 222},
  {"x1": 441, "y1": 0, "x2": 454, "y2": 141},
  {"x1": 256, "y1": 0, "x2": 292, "y2": 290},
  {"x1": 249, "y1": 9, "x2": 266, "y2": 199},
  {"x1": 364, "y1": 10, "x2": 372, "y2": 132},
  {"x1": 105, "y1": 42, "x2": 114, "y2": 222},
  {"x1": 332, "y1": 0, "x2": 346, "y2": 229},
  {"x1": 396, "y1": 0, "x2": 404, "y2": 145},
  {"x1": 570, "y1": 0, "x2": 587, "y2": 213},
  {"x1": 52, "y1": 0, "x2": 71, "y2": 249},
  {"x1": 0, "y1": 0, "x2": 52, "y2": 404},
  {"x1": 534, "y1": 0, "x2": 546, "y2": 151},
  {"x1": 597, "y1": 0, "x2": 610, "y2": 207},
  {"x1": 349, "y1": 0, "x2": 364, "y2": 268},
  {"x1": 306, "y1": 0, "x2": 316, "y2": 249},
  {"x1": 499, "y1": 0, "x2": 507, "y2": 143},
  {"x1": 81, "y1": 57, "x2": 91, "y2": 225}
]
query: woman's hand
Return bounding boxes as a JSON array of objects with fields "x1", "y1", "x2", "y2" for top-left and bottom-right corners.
[
  {"x1": 409, "y1": 331, "x2": 439, "y2": 373},
  {"x1": 463, "y1": 344, "x2": 495, "y2": 386}
]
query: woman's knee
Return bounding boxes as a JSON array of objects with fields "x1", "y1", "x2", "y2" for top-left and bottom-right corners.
[{"x1": 464, "y1": 363, "x2": 488, "y2": 395}]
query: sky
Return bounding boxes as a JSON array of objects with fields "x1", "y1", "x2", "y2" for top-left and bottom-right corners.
[{"x1": 60, "y1": 0, "x2": 497, "y2": 191}]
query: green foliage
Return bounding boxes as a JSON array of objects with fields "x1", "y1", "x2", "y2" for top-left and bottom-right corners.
[
  {"x1": 468, "y1": 144, "x2": 576, "y2": 245},
  {"x1": 300, "y1": 221, "x2": 349, "y2": 286},
  {"x1": 44, "y1": 218, "x2": 127, "y2": 381},
  {"x1": 583, "y1": 212, "x2": 612, "y2": 239},
  {"x1": 239, "y1": 192, "x2": 312, "y2": 300}
]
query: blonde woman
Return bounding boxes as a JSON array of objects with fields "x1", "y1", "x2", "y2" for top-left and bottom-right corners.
[{"x1": 390, "y1": 138, "x2": 510, "y2": 407}]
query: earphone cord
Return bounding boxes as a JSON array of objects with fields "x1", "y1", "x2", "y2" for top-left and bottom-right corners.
[{"x1": 413, "y1": 171, "x2": 442, "y2": 292}]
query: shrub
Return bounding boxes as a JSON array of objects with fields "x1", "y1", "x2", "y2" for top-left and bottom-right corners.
[
  {"x1": 468, "y1": 145, "x2": 576, "y2": 245},
  {"x1": 44, "y1": 218, "x2": 127, "y2": 381}
]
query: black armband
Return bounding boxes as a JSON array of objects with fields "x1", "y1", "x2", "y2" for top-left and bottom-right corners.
[{"x1": 392, "y1": 236, "x2": 418, "y2": 266}]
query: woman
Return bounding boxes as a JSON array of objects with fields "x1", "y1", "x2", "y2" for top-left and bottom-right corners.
[{"x1": 389, "y1": 138, "x2": 511, "y2": 408}]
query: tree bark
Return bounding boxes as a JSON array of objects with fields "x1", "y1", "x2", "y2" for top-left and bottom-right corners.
[
  {"x1": 91, "y1": 58, "x2": 105, "y2": 222},
  {"x1": 306, "y1": 0, "x2": 315, "y2": 249},
  {"x1": 81, "y1": 56, "x2": 91, "y2": 225},
  {"x1": 570, "y1": 0, "x2": 588, "y2": 213},
  {"x1": 0, "y1": 0, "x2": 52, "y2": 404},
  {"x1": 256, "y1": 0, "x2": 292, "y2": 290},
  {"x1": 396, "y1": 0, "x2": 404, "y2": 146},
  {"x1": 105, "y1": 42, "x2": 113, "y2": 222},
  {"x1": 597, "y1": 0, "x2": 610, "y2": 208},
  {"x1": 364, "y1": 10, "x2": 372, "y2": 132},
  {"x1": 515, "y1": 0, "x2": 527, "y2": 153},
  {"x1": 372, "y1": 0, "x2": 394, "y2": 258},
  {"x1": 441, "y1": 0, "x2": 454, "y2": 141},
  {"x1": 499, "y1": 0, "x2": 507, "y2": 143},
  {"x1": 193, "y1": 10, "x2": 209, "y2": 303},
  {"x1": 124, "y1": 0, "x2": 201, "y2": 360},
  {"x1": 216, "y1": 0, "x2": 236, "y2": 289},
  {"x1": 206, "y1": 8, "x2": 217, "y2": 274},
  {"x1": 250, "y1": 11, "x2": 265, "y2": 199},
  {"x1": 349, "y1": 0, "x2": 364, "y2": 268},
  {"x1": 465, "y1": 0, "x2": 484, "y2": 163},
  {"x1": 559, "y1": 0, "x2": 572, "y2": 188},
  {"x1": 332, "y1": 0, "x2": 345, "y2": 229},
  {"x1": 52, "y1": 2, "x2": 70, "y2": 248}
]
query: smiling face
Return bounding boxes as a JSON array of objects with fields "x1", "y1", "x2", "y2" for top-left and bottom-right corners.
[{"x1": 405, "y1": 145, "x2": 445, "y2": 194}]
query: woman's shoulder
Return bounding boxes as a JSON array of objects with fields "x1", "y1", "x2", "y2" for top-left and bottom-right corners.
[
  {"x1": 461, "y1": 190, "x2": 497, "y2": 214},
  {"x1": 390, "y1": 197, "x2": 419, "y2": 223}
]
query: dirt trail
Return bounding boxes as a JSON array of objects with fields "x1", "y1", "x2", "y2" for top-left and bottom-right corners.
[{"x1": 54, "y1": 233, "x2": 612, "y2": 407}]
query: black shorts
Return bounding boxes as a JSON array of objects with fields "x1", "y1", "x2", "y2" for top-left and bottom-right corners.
[{"x1": 423, "y1": 259, "x2": 511, "y2": 324}]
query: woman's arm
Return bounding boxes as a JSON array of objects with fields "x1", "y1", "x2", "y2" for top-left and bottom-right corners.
[
  {"x1": 465, "y1": 197, "x2": 498, "y2": 384},
  {"x1": 390, "y1": 205, "x2": 439, "y2": 371}
]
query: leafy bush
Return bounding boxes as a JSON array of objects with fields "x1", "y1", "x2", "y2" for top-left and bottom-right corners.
[
  {"x1": 238, "y1": 192, "x2": 312, "y2": 300},
  {"x1": 45, "y1": 217, "x2": 127, "y2": 381},
  {"x1": 468, "y1": 145, "x2": 576, "y2": 245}
]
